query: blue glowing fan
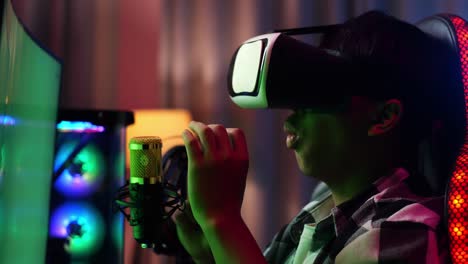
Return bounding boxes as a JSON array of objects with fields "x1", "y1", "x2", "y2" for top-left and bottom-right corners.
[
  {"x1": 49, "y1": 202, "x2": 105, "y2": 257},
  {"x1": 53, "y1": 140, "x2": 105, "y2": 197}
]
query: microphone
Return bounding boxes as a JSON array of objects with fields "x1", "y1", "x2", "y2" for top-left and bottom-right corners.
[
  {"x1": 114, "y1": 137, "x2": 188, "y2": 255},
  {"x1": 128, "y1": 136, "x2": 164, "y2": 248}
]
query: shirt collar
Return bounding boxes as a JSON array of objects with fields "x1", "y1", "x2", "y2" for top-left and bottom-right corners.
[{"x1": 331, "y1": 168, "x2": 409, "y2": 236}]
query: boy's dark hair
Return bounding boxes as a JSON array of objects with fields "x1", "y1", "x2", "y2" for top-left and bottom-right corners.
[{"x1": 320, "y1": 10, "x2": 465, "y2": 195}]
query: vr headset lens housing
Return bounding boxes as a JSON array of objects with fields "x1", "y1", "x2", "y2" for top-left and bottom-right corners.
[
  {"x1": 229, "y1": 33, "x2": 282, "y2": 108},
  {"x1": 228, "y1": 26, "x2": 370, "y2": 110},
  {"x1": 231, "y1": 40, "x2": 264, "y2": 94}
]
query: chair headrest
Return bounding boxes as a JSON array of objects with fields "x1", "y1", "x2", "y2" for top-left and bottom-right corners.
[
  {"x1": 413, "y1": 15, "x2": 466, "y2": 196},
  {"x1": 417, "y1": 15, "x2": 459, "y2": 54},
  {"x1": 417, "y1": 14, "x2": 468, "y2": 263}
]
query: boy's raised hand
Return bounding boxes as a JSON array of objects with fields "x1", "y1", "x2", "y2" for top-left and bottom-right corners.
[
  {"x1": 180, "y1": 121, "x2": 266, "y2": 264},
  {"x1": 181, "y1": 121, "x2": 249, "y2": 228}
]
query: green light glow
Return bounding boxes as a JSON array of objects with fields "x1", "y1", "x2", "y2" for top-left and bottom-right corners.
[
  {"x1": 0, "y1": 144, "x2": 4, "y2": 185},
  {"x1": 112, "y1": 135, "x2": 125, "y2": 252},
  {"x1": 112, "y1": 213, "x2": 124, "y2": 252},
  {"x1": 0, "y1": 1, "x2": 61, "y2": 263}
]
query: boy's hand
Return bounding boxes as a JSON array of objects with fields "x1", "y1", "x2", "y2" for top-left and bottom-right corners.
[
  {"x1": 181, "y1": 121, "x2": 266, "y2": 264},
  {"x1": 181, "y1": 121, "x2": 249, "y2": 227},
  {"x1": 174, "y1": 202, "x2": 214, "y2": 263}
]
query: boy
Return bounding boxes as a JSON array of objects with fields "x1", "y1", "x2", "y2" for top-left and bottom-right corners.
[{"x1": 177, "y1": 11, "x2": 455, "y2": 263}]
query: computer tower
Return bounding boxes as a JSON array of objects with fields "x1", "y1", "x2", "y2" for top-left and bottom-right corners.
[{"x1": 46, "y1": 109, "x2": 133, "y2": 263}]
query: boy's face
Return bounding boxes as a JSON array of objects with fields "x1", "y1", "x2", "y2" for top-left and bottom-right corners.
[{"x1": 283, "y1": 96, "x2": 375, "y2": 181}]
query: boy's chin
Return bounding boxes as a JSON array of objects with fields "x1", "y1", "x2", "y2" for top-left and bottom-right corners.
[{"x1": 297, "y1": 161, "x2": 332, "y2": 181}]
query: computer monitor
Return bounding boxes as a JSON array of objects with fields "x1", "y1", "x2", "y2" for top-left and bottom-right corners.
[{"x1": 0, "y1": 0, "x2": 62, "y2": 263}]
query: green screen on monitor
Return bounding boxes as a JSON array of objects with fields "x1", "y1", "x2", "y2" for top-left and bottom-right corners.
[{"x1": 0, "y1": 0, "x2": 61, "y2": 263}]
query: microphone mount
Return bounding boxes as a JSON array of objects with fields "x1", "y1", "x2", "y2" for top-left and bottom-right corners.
[{"x1": 113, "y1": 145, "x2": 188, "y2": 255}]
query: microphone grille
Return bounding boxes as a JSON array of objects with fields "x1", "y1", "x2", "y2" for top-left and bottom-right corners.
[{"x1": 129, "y1": 136, "x2": 162, "y2": 183}]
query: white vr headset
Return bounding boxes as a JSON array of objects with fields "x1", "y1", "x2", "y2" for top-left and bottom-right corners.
[{"x1": 227, "y1": 25, "x2": 394, "y2": 110}]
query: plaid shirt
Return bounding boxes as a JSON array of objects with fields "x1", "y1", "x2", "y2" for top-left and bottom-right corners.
[{"x1": 263, "y1": 168, "x2": 450, "y2": 263}]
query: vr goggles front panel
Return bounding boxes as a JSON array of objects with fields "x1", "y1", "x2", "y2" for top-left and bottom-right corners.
[
  {"x1": 228, "y1": 30, "x2": 368, "y2": 110},
  {"x1": 227, "y1": 33, "x2": 280, "y2": 109}
]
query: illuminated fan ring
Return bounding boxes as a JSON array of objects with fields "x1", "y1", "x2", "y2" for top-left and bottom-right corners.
[
  {"x1": 49, "y1": 202, "x2": 105, "y2": 257},
  {"x1": 53, "y1": 140, "x2": 105, "y2": 197}
]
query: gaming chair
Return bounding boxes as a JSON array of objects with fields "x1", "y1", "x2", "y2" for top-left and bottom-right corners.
[{"x1": 416, "y1": 14, "x2": 468, "y2": 264}]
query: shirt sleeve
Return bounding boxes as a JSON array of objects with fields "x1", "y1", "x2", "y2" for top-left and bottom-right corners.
[{"x1": 334, "y1": 221, "x2": 450, "y2": 264}]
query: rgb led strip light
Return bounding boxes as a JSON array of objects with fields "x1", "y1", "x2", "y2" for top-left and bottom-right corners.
[
  {"x1": 57, "y1": 121, "x2": 105, "y2": 133},
  {"x1": 448, "y1": 15, "x2": 468, "y2": 263}
]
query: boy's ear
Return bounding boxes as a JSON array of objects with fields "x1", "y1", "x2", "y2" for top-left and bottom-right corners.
[{"x1": 368, "y1": 99, "x2": 403, "y2": 136}]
